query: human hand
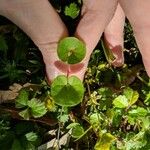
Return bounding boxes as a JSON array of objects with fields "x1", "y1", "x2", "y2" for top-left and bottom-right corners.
[
  {"x1": 73, "y1": 0, "x2": 122, "y2": 80},
  {"x1": 119, "y1": 0, "x2": 150, "y2": 77},
  {"x1": 0, "y1": 0, "x2": 68, "y2": 83}
]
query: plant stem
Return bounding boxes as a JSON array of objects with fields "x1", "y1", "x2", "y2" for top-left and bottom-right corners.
[
  {"x1": 56, "y1": 107, "x2": 63, "y2": 149},
  {"x1": 75, "y1": 126, "x2": 92, "y2": 142}
]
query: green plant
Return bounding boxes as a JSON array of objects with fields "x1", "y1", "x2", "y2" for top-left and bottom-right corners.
[
  {"x1": 51, "y1": 37, "x2": 86, "y2": 107},
  {"x1": 15, "y1": 90, "x2": 47, "y2": 120}
]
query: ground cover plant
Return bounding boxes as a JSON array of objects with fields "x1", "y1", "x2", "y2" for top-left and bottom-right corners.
[{"x1": 0, "y1": 0, "x2": 150, "y2": 150}]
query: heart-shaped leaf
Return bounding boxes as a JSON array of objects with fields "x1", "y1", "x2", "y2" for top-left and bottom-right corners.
[
  {"x1": 51, "y1": 75, "x2": 84, "y2": 107},
  {"x1": 57, "y1": 37, "x2": 86, "y2": 64}
]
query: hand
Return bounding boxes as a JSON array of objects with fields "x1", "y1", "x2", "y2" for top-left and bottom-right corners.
[
  {"x1": 73, "y1": 0, "x2": 123, "y2": 80},
  {"x1": 0, "y1": 0, "x2": 68, "y2": 83},
  {"x1": 119, "y1": 0, "x2": 150, "y2": 77},
  {"x1": 0, "y1": 0, "x2": 122, "y2": 82}
]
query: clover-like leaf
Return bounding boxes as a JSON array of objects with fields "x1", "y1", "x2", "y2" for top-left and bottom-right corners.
[
  {"x1": 27, "y1": 98, "x2": 47, "y2": 118},
  {"x1": 57, "y1": 37, "x2": 86, "y2": 64},
  {"x1": 51, "y1": 75, "x2": 84, "y2": 107},
  {"x1": 113, "y1": 95, "x2": 128, "y2": 108}
]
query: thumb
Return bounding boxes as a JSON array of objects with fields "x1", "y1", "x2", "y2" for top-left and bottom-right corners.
[
  {"x1": 75, "y1": 0, "x2": 118, "y2": 58},
  {"x1": 71, "y1": 0, "x2": 118, "y2": 79}
]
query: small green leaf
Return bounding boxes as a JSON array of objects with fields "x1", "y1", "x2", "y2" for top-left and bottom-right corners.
[
  {"x1": 123, "y1": 87, "x2": 139, "y2": 106},
  {"x1": 95, "y1": 133, "x2": 115, "y2": 150},
  {"x1": 51, "y1": 75, "x2": 84, "y2": 107},
  {"x1": 67, "y1": 123, "x2": 84, "y2": 138},
  {"x1": 128, "y1": 107, "x2": 148, "y2": 117},
  {"x1": 113, "y1": 95, "x2": 128, "y2": 108},
  {"x1": 67, "y1": 123, "x2": 80, "y2": 129},
  {"x1": 27, "y1": 98, "x2": 47, "y2": 118},
  {"x1": 89, "y1": 113, "x2": 102, "y2": 129},
  {"x1": 64, "y1": 3, "x2": 80, "y2": 19},
  {"x1": 19, "y1": 108, "x2": 30, "y2": 120},
  {"x1": 57, "y1": 37, "x2": 86, "y2": 64},
  {"x1": 15, "y1": 90, "x2": 29, "y2": 108},
  {"x1": 25, "y1": 132, "x2": 38, "y2": 142}
]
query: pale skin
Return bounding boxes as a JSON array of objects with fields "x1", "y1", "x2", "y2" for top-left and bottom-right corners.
[{"x1": 0, "y1": 0, "x2": 150, "y2": 83}]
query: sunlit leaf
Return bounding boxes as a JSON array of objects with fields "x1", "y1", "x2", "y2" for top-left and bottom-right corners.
[
  {"x1": 113, "y1": 95, "x2": 128, "y2": 108},
  {"x1": 95, "y1": 133, "x2": 115, "y2": 150},
  {"x1": 123, "y1": 87, "x2": 139, "y2": 106},
  {"x1": 57, "y1": 37, "x2": 86, "y2": 64}
]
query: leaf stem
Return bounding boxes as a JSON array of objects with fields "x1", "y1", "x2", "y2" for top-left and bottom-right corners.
[
  {"x1": 74, "y1": 126, "x2": 92, "y2": 141},
  {"x1": 56, "y1": 107, "x2": 63, "y2": 149}
]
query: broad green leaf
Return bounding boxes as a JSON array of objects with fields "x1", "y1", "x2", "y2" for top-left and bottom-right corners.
[
  {"x1": 57, "y1": 37, "x2": 86, "y2": 64},
  {"x1": 113, "y1": 95, "x2": 128, "y2": 108},
  {"x1": 25, "y1": 132, "x2": 38, "y2": 142},
  {"x1": 128, "y1": 107, "x2": 148, "y2": 117},
  {"x1": 67, "y1": 123, "x2": 84, "y2": 138},
  {"x1": 123, "y1": 87, "x2": 139, "y2": 106},
  {"x1": 64, "y1": 3, "x2": 80, "y2": 19},
  {"x1": 95, "y1": 133, "x2": 115, "y2": 150},
  {"x1": 19, "y1": 108, "x2": 30, "y2": 120},
  {"x1": 15, "y1": 90, "x2": 29, "y2": 108},
  {"x1": 51, "y1": 75, "x2": 84, "y2": 107},
  {"x1": 27, "y1": 98, "x2": 47, "y2": 118}
]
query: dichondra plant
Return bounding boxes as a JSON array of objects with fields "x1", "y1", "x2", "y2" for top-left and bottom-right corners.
[{"x1": 51, "y1": 37, "x2": 86, "y2": 107}]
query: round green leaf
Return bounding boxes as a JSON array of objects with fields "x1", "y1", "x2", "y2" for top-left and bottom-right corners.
[
  {"x1": 51, "y1": 75, "x2": 84, "y2": 107},
  {"x1": 57, "y1": 37, "x2": 86, "y2": 64}
]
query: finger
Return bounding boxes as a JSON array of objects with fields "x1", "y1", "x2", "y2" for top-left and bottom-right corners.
[
  {"x1": 72, "y1": 0, "x2": 118, "y2": 79},
  {"x1": 104, "y1": 4, "x2": 125, "y2": 67},
  {"x1": 120, "y1": 0, "x2": 150, "y2": 76}
]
